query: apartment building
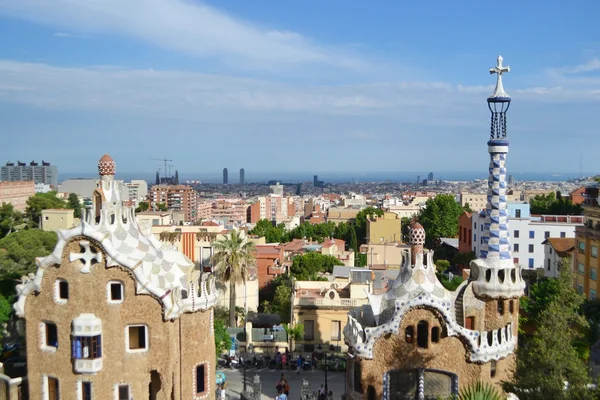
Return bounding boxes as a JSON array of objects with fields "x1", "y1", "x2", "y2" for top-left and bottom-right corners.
[
  {"x1": 1, "y1": 160, "x2": 58, "y2": 188},
  {"x1": 293, "y1": 277, "x2": 370, "y2": 354},
  {"x1": 211, "y1": 199, "x2": 249, "y2": 225},
  {"x1": 0, "y1": 180, "x2": 35, "y2": 211},
  {"x1": 248, "y1": 195, "x2": 296, "y2": 224},
  {"x1": 327, "y1": 207, "x2": 360, "y2": 225},
  {"x1": 124, "y1": 179, "x2": 148, "y2": 204},
  {"x1": 575, "y1": 183, "x2": 600, "y2": 299},
  {"x1": 150, "y1": 185, "x2": 198, "y2": 223},
  {"x1": 542, "y1": 237, "x2": 575, "y2": 278},
  {"x1": 197, "y1": 201, "x2": 213, "y2": 221},
  {"x1": 366, "y1": 211, "x2": 402, "y2": 244},
  {"x1": 472, "y1": 202, "x2": 583, "y2": 270},
  {"x1": 460, "y1": 190, "x2": 521, "y2": 212}
]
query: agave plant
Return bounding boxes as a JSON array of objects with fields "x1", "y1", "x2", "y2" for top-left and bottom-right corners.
[{"x1": 457, "y1": 381, "x2": 503, "y2": 400}]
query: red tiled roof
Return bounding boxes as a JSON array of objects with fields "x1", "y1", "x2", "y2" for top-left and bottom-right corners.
[
  {"x1": 542, "y1": 237, "x2": 576, "y2": 257},
  {"x1": 202, "y1": 221, "x2": 220, "y2": 226}
]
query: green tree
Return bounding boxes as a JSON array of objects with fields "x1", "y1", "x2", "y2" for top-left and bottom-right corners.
[
  {"x1": 349, "y1": 225, "x2": 358, "y2": 253},
  {"x1": 272, "y1": 284, "x2": 291, "y2": 323},
  {"x1": 401, "y1": 217, "x2": 412, "y2": 243},
  {"x1": 530, "y1": 192, "x2": 582, "y2": 215},
  {"x1": 211, "y1": 230, "x2": 256, "y2": 327},
  {"x1": 249, "y1": 219, "x2": 286, "y2": 243},
  {"x1": 0, "y1": 203, "x2": 22, "y2": 239},
  {"x1": 355, "y1": 252, "x2": 367, "y2": 267},
  {"x1": 67, "y1": 193, "x2": 82, "y2": 218},
  {"x1": 504, "y1": 258, "x2": 591, "y2": 399},
  {"x1": 520, "y1": 276, "x2": 561, "y2": 322},
  {"x1": 435, "y1": 259, "x2": 450, "y2": 274},
  {"x1": 0, "y1": 294, "x2": 11, "y2": 340},
  {"x1": 418, "y1": 195, "x2": 464, "y2": 248},
  {"x1": 24, "y1": 191, "x2": 66, "y2": 227},
  {"x1": 156, "y1": 203, "x2": 168, "y2": 212},
  {"x1": 135, "y1": 201, "x2": 149, "y2": 213},
  {"x1": 214, "y1": 319, "x2": 231, "y2": 356},
  {"x1": 289, "y1": 252, "x2": 343, "y2": 280}
]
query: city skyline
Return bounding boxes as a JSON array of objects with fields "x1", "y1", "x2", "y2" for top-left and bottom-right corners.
[{"x1": 0, "y1": 1, "x2": 599, "y2": 174}]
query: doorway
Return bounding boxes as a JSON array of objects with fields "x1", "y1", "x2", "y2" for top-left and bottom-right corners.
[{"x1": 149, "y1": 370, "x2": 162, "y2": 400}]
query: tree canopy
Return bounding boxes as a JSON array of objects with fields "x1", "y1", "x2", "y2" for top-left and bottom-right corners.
[
  {"x1": 67, "y1": 193, "x2": 82, "y2": 218},
  {"x1": 135, "y1": 201, "x2": 150, "y2": 213},
  {"x1": 289, "y1": 252, "x2": 343, "y2": 280},
  {"x1": 0, "y1": 229, "x2": 57, "y2": 297},
  {"x1": 529, "y1": 191, "x2": 582, "y2": 215},
  {"x1": 211, "y1": 230, "x2": 256, "y2": 327},
  {"x1": 418, "y1": 194, "x2": 465, "y2": 248},
  {"x1": 0, "y1": 204, "x2": 22, "y2": 239},
  {"x1": 24, "y1": 191, "x2": 66, "y2": 227},
  {"x1": 504, "y1": 258, "x2": 591, "y2": 399}
]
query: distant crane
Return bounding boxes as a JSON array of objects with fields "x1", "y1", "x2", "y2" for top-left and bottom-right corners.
[{"x1": 151, "y1": 157, "x2": 172, "y2": 181}]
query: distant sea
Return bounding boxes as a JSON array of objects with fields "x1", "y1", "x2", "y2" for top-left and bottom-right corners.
[{"x1": 58, "y1": 171, "x2": 590, "y2": 184}]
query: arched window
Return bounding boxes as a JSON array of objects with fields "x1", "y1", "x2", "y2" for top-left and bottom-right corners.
[
  {"x1": 497, "y1": 300, "x2": 504, "y2": 315},
  {"x1": 405, "y1": 326, "x2": 414, "y2": 344},
  {"x1": 431, "y1": 326, "x2": 440, "y2": 343},
  {"x1": 417, "y1": 321, "x2": 428, "y2": 348}
]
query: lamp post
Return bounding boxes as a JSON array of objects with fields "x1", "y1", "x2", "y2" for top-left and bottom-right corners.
[
  {"x1": 317, "y1": 344, "x2": 328, "y2": 393},
  {"x1": 245, "y1": 344, "x2": 253, "y2": 392}
]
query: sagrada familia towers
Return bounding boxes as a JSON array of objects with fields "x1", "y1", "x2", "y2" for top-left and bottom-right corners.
[{"x1": 343, "y1": 56, "x2": 526, "y2": 399}]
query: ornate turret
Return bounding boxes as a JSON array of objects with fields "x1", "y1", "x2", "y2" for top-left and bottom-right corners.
[
  {"x1": 471, "y1": 56, "x2": 525, "y2": 299},
  {"x1": 98, "y1": 154, "x2": 115, "y2": 176}
]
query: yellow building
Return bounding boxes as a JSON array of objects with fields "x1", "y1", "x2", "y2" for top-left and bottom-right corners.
[
  {"x1": 366, "y1": 211, "x2": 401, "y2": 243},
  {"x1": 327, "y1": 207, "x2": 360, "y2": 225},
  {"x1": 293, "y1": 278, "x2": 370, "y2": 354},
  {"x1": 360, "y1": 242, "x2": 408, "y2": 269},
  {"x1": 41, "y1": 209, "x2": 76, "y2": 231},
  {"x1": 575, "y1": 184, "x2": 600, "y2": 299}
]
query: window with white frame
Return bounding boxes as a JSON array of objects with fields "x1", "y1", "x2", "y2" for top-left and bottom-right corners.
[
  {"x1": 45, "y1": 375, "x2": 60, "y2": 400},
  {"x1": 579, "y1": 263, "x2": 585, "y2": 275},
  {"x1": 195, "y1": 364, "x2": 207, "y2": 396},
  {"x1": 42, "y1": 321, "x2": 58, "y2": 351},
  {"x1": 593, "y1": 246, "x2": 598, "y2": 258},
  {"x1": 591, "y1": 289, "x2": 597, "y2": 300},
  {"x1": 55, "y1": 279, "x2": 69, "y2": 303},
  {"x1": 126, "y1": 325, "x2": 148, "y2": 352},
  {"x1": 72, "y1": 335, "x2": 101, "y2": 360},
  {"x1": 79, "y1": 381, "x2": 92, "y2": 400},
  {"x1": 107, "y1": 281, "x2": 124, "y2": 303},
  {"x1": 578, "y1": 284, "x2": 584, "y2": 295},
  {"x1": 115, "y1": 384, "x2": 130, "y2": 400}
]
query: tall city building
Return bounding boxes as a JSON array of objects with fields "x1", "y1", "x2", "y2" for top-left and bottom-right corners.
[
  {"x1": 427, "y1": 172, "x2": 434, "y2": 181},
  {"x1": 223, "y1": 168, "x2": 228, "y2": 184},
  {"x1": 313, "y1": 175, "x2": 318, "y2": 186},
  {"x1": 150, "y1": 184, "x2": 198, "y2": 222},
  {"x1": 1, "y1": 160, "x2": 58, "y2": 188},
  {"x1": 239, "y1": 168, "x2": 245, "y2": 184},
  {"x1": 344, "y1": 56, "x2": 524, "y2": 398}
]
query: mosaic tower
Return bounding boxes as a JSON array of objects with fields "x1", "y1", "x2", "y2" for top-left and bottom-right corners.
[{"x1": 471, "y1": 56, "x2": 525, "y2": 298}]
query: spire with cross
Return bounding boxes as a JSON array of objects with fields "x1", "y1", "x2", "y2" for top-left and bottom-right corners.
[{"x1": 487, "y1": 55, "x2": 511, "y2": 139}]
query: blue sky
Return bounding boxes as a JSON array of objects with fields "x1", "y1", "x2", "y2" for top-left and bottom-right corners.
[{"x1": 0, "y1": 0, "x2": 599, "y2": 178}]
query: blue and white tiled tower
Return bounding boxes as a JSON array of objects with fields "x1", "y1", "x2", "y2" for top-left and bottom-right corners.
[{"x1": 471, "y1": 56, "x2": 525, "y2": 298}]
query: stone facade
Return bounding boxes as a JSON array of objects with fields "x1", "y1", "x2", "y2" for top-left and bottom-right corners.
[
  {"x1": 14, "y1": 155, "x2": 217, "y2": 400},
  {"x1": 343, "y1": 57, "x2": 524, "y2": 399}
]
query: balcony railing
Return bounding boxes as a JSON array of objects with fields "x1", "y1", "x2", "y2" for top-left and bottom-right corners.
[
  {"x1": 74, "y1": 358, "x2": 102, "y2": 374},
  {"x1": 294, "y1": 297, "x2": 368, "y2": 308}
]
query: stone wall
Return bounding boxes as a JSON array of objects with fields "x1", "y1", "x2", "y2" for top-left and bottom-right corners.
[
  {"x1": 354, "y1": 307, "x2": 514, "y2": 398},
  {"x1": 24, "y1": 237, "x2": 215, "y2": 399}
]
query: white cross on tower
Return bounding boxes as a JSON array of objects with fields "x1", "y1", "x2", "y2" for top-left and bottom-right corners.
[
  {"x1": 488, "y1": 55, "x2": 510, "y2": 99},
  {"x1": 69, "y1": 240, "x2": 103, "y2": 273}
]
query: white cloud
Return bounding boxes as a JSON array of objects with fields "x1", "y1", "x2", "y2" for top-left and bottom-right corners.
[
  {"x1": 0, "y1": 0, "x2": 370, "y2": 73},
  {"x1": 553, "y1": 58, "x2": 600, "y2": 75},
  {"x1": 0, "y1": 60, "x2": 597, "y2": 122},
  {"x1": 53, "y1": 32, "x2": 86, "y2": 39}
]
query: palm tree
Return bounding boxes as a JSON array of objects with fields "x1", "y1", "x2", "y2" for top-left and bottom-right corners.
[{"x1": 211, "y1": 230, "x2": 256, "y2": 327}]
